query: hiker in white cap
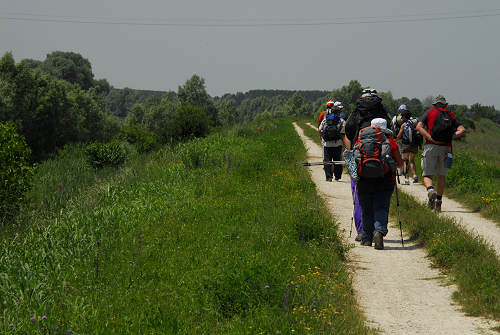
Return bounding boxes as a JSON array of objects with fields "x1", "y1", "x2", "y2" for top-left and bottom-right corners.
[{"x1": 353, "y1": 118, "x2": 403, "y2": 250}]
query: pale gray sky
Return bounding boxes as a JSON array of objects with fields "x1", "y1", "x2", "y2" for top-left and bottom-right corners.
[{"x1": 2, "y1": 0, "x2": 500, "y2": 107}]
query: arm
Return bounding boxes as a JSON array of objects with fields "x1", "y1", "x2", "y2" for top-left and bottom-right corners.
[
  {"x1": 395, "y1": 123, "x2": 405, "y2": 141},
  {"x1": 394, "y1": 148, "x2": 403, "y2": 168},
  {"x1": 343, "y1": 135, "x2": 351, "y2": 150},
  {"x1": 453, "y1": 125, "x2": 466, "y2": 139}
]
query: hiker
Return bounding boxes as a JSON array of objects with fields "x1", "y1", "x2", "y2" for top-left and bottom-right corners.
[
  {"x1": 393, "y1": 105, "x2": 408, "y2": 177},
  {"x1": 354, "y1": 118, "x2": 403, "y2": 250},
  {"x1": 396, "y1": 108, "x2": 422, "y2": 184},
  {"x1": 319, "y1": 101, "x2": 345, "y2": 181},
  {"x1": 317, "y1": 100, "x2": 334, "y2": 128},
  {"x1": 343, "y1": 89, "x2": 392, "y2": 242},
  {"x1": 416, "y1": 95, "x2": 466, "y2": 212},
  {"x1": 344, "y1": 88, "x2": 392, "y2": 144}
]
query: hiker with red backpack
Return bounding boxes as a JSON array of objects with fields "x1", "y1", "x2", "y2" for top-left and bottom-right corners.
[
  {"x1": 343, "y1": 89, "x2": 402, "y2": 248},
  {"x1": 319, "y1": 101, "x2": 345, "y2": 181},
  {"x1": 416, "y1": 95, "x2": 466, "y2": 212},
  {"x1": 395, "y1": 107, "x2": 423, "y2": 184},
  {"x1": 353, "y1": 118, "x2": 403, "y2": 249}
]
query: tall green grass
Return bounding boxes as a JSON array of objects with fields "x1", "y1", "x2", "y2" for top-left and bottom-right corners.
[{"x1": 0, "y1": 120, "x2": 374, "y2": 334}]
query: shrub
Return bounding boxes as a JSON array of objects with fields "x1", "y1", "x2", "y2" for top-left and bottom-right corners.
[
  {"x1": 84, "y1": 141, "x2": 127, "y2": 168},
  {"x1": 172, "y1": 105, "x2": 210, "y2": 141},
  {"x1": 116, "y1": 125, "x2": 157, "y2": 153},
  {"x1": 0, "y1": 122, "x2": 34, "y2": 222}
]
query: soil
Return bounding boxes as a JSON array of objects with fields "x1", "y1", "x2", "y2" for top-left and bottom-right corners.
[{"x1": 294, "y1": 122, "x2": 497, "y2": 334}]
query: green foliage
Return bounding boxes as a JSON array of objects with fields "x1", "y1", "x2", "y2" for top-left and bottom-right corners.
[
  {"x1": 84, "y1": 141, "x2": 127, "y2": 168},
  {"x1": 0, "y1": 52, "x2": 120, "y2": 160},
  {"x1": 43, "y1": 51, "x2": 95, "y2": 90},
  {"x1": 117, "y1": 125, "x2": 158, "y2": 153},
  {"x1": 177, "y1": 74, "x2": 218, "y2": 124},
  {"x1": 0, "y1": 122, "x2": 34, "y2": 222},
  {"x1": 0, "y1": 120, "x2": 374, "y2": 334},
  {"x1": 215, "y1": 97, "x2": 236, "y2": 127},
  {"x1": 172, "y1": 105, "x2": 210, "y2": 141}
]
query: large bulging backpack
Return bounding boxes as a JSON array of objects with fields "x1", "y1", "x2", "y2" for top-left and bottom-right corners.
[
  {"x1": 321, "y1": 111, "x2": 342, "y2": 141},
  {"x1": 353, "y1": 126, "x2": 395, "y2": 179},
  {"x1": 402, "y1": 118, "x2": 423, "y2": 146},
  {"x1": 431, "y1": 109, "x2": 455, "y2": 143},
  {"x1": 356, "y1": 96, "x2": 390, "y2": 128}
]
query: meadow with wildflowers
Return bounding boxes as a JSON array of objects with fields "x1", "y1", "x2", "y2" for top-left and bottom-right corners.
[{"x1": 0, "y1": 120, "x2": 375, "y2": 334}]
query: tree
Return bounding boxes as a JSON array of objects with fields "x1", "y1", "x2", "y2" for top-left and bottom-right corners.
[
  {"x1": 216, "y1": 97, "x2": 236, "y2": 127},
  {"x1": 177, "y1": 74, "x2": 218, "y2": 124},
  {"x1": 43, "y1": 51, "x2": 94, "y2": 90}
]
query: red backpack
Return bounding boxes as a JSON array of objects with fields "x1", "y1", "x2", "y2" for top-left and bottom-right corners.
[{"x1": 353, "y1": 126, "x2": 395, "y2": 179}]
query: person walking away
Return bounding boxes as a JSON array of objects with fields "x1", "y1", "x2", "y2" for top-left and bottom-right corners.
[
  {"x1": 416, "y1": 95, "x2": 466, "y2": 212},
  {"x1": 344, "y1": 88, "x2": 392, "y2": 144},
  {"x1": 393, "y1": 105, "x2": 407, "y2": 177},
  {"x1": 318, "y1": 100, "x2": 335, "y2": 128},
  {"x1": 354, "y1": 118, "x2": 403, "y2": 249},
  {"x1": 396, "y1": 109, "x2": 422, "y2": 184},
  {"x1": 343, "y1": 131, "x2": 364, "y2": 241},
  {"x1": 319, "y1": 101, "x2": 345, "y2": 181}
]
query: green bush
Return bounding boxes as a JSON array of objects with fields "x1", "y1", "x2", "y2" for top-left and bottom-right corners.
[
  {"x1": 0, "y1": 122, "x2": 34, "y2": 222},
  {"x1": 172, "y1": 105, "x2": 210, "y2": 141},
  {"x1": 84, "y1": 141, "x2": 127, "y2": 168},
  {"x1": 116, "y1": 125, "x2": 157, "y2": 153}
]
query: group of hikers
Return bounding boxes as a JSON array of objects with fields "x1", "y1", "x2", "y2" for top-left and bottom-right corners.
[{"x1": 317, "y1": 90, "x2": 466, "y2": 249}]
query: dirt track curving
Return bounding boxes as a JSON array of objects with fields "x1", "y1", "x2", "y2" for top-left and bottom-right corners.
[{"x1": 294, "y1": 122, "x2": 496, "y2": 334}]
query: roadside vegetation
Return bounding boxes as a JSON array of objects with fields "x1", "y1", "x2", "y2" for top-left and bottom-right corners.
[
  {"x1": 390, "y1": 192, "x2": 500, "y2": 321},
  {"x1": 0, "y1": 120, "x2": 375, "y2": 334}
]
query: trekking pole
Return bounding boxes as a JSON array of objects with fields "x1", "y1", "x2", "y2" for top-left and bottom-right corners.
[
  {"x1": 395, "y1": 170, "x2": 404, "y2": 247},
  {"x1": 350, "y1": 181, "x2": 358, "y2": 238},
  {"x1": 301, "y1": 161, "x2": 346, "y2": 166}
]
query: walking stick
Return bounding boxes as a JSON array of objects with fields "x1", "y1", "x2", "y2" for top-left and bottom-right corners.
[
  {"x1": 395, "y1": 170, "x2": 404, "y2": 247},
  {"x1": 300, "y1": 161, "x2": 346, "y2": 166},
  {"x1": 350, "y1": 181, "x2": 358, "y2": 238}
]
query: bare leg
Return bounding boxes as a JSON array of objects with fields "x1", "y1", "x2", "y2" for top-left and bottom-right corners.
[
  {"x1": 423, "y1": 176, "x2": 433, "y2": 189},
  {"x1": 436, "y1": 175, "x2": 446, "y2": 196},
  {"x1": 408, "y1": 152, "x2": 417, "y2": 176}
]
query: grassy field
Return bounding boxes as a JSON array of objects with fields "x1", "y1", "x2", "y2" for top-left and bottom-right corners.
[
  {"x1": 0, "y1": 120, "x2": 375, "y2": 334},
  {"x1": 446, "y1": 118, "x2": 500, "y2": 223},
  {"x1": 297, "y1": 117, "x2": 500, "y2": 323}
]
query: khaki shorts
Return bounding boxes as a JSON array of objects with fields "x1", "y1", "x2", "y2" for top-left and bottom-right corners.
[
  {"x1": 421, "y1": 144, "x2": 451, "y2": 176},
  {"x1": 401, "y1": 143, "x2": 419, "y2": 154}
]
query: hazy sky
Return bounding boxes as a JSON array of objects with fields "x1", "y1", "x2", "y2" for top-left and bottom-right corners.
[{"x1": 2, "y1": 0, "x2": 500, "y2": 107}]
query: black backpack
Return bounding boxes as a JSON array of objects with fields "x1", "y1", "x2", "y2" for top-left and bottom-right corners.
[
  {"x1": 356, "y1": 96, "x2": 391, "y2": 129},
  {"x1": 402, "y1": 118, "x2": 423, "y2": 146},
  {"x1": 321, "y1": 111, "x2": 342, "y2": 141},
  {"x1": 431, "y1": 109, "x2": 455, "y2": 143}
]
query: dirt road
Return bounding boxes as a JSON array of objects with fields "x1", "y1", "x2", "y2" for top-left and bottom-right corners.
[{"x1": 294, "y1": 123, "x2": 496, "y2": 334}]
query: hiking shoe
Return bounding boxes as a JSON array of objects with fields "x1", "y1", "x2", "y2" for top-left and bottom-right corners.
[
  {"x1": 435, "y1": 199, "x2": 442, "y2": 213},
  {"x1": 335, "y1": 177, "x2": 341, "y2": 181},
  {"x1": 360, "y1": 240, "x2": 372, "y2": 247},
  {"x1": 427, "y1": 190, "x2": 437, "y2": 210},
  {"x1": 355, "y1": 233, "x2": 362, "y2": 242},
  {"x1": 413, "y1": 176, "x2": 418, "y2": 183},
  {"x1": 373, "y1": 232, "x2": 384, "y2": 250},
  {"x1": 402, "y1": 180, "x2": 410, "y2": 185},
  {"x1": 326, "y1": 178, "x2": 332, "y2": 182}
]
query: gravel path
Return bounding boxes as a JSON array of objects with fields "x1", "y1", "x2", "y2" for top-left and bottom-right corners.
[{"x1": 294, "y1": 122, "x2": 496, "y2": 334}]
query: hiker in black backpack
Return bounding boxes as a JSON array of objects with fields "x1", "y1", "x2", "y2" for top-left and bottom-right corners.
[
  {"x1": 395, "y1": 109, "x2": 422, "y2": 185},
  {"x1": 319, "y1": 101, "x2": 346, "y2": 181},
  {"x1": 416, "y1": 95, "x2": 466, "y2": 212},
  {"x1": 344, "y1": 88, "x2": 392, "y2": 145}
]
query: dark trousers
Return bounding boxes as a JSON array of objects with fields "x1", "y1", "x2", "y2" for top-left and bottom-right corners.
[
  {"x1": 358, "y1": 188, "x2": 393, "y2": 242},
  {"x1": 323, "y1": 146, "x2": 343, "y2": 180}
]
